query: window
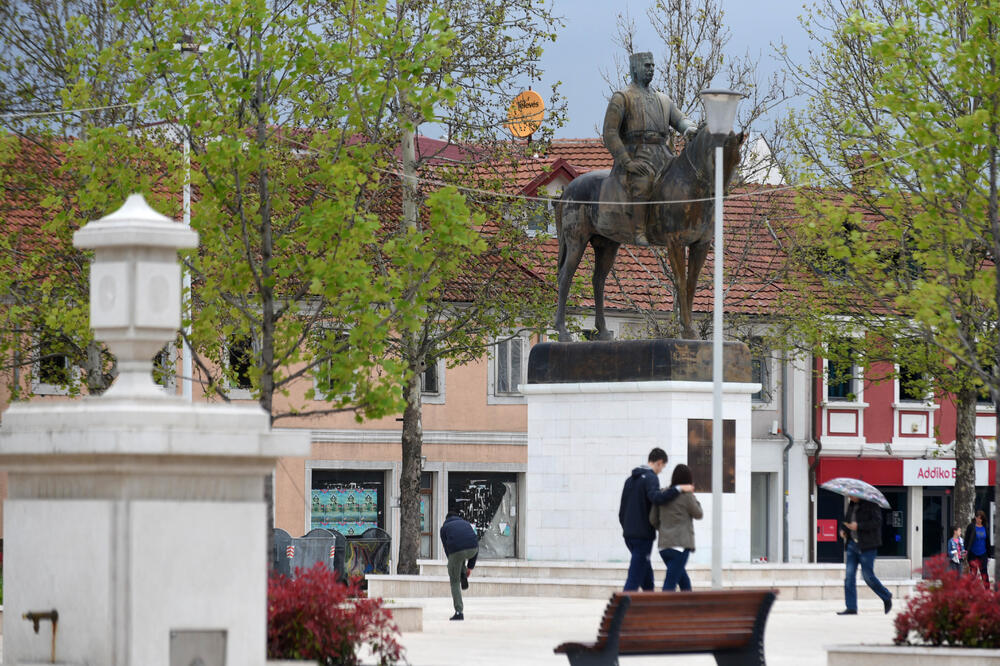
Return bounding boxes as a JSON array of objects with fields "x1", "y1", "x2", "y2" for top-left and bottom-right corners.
[
  {"x1": 38, "y1": 340, "x2": 72, "y2": 386},
  {"x1": 419, "y1": 472, "x2": 433, "y2": 559},
  {"x1": 524, "y1": 198, "x2": 555, "y2": 236},
  {"x1": 495, "y1": 336, "x2": 525, "y2": 395},
  {"x1": 226, "y1": 334, "x2": 253, "y2": 391},
  {"x1": 826, "y1": 344, "x2": 857, "y2": 402},
  {"x1": 898, "y1": 364, "x2": 928, "y2": 402},
  {"x1": 152, "y1": 346, "x2": 175, "y2": 389},
  {"x1": 311, "y1": 469, "x2": 385, "y2": 535},
  {"x1": 33, "y1": 331, "x2": 75, "y2": 393},
  {"x1": 447, "y1": 471, "x2": 518, "y2": 558},
  {"x1": 420, "y1": 358, "x2": 440, "y2": 395},
  {"x1": 750, "y1": 345, "x2": 772, "y2": 403},
  {"x1": 312, "y1": 329, "x2": 355, "y2": 400}
]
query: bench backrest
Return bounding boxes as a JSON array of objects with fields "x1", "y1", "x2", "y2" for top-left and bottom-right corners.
[{"x1": 598, "y1": 589, "x2": 776, "y2": 655}]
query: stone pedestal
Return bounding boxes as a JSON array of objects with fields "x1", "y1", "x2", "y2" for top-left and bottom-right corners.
[
  {"x1": 523, "y1": 339, "x2": 758, "y2": 566},
  {"x1": 0, "y1": 397, "x2": 309, "y2": 666}
]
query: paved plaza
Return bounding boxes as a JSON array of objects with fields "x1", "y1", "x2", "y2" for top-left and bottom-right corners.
[{"x1": 394, "y1": 595, "x2": 901, "y2": 665}]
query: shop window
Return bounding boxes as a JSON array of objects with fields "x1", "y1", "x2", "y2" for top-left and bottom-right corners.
[
  {"x1": 877, "y1": 487, "x2": 908, "y2": 559},
  {"x1": 419, "y1": 472, "x2": 433, "y2": 559},
  {"x1": 817, "y1": 486, "x2": 907, "y2": 562},
  {"x1": 311, "y1": 470, "x2": 385, "y2": 536},
  {"x1": 447, "y1": 471, "x2": 517, "y2": 559}
]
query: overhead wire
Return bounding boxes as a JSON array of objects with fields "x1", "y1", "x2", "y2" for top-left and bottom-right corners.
[{"x1": 0, "y1": 98, "x2": 957, "y2": 207}]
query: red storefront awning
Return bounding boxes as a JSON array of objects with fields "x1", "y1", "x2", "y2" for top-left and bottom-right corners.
[{"x1": 814, "y1": 458, "x2": 997, "y2": 486}]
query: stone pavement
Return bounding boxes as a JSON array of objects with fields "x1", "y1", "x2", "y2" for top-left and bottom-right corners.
[{"x1": 394, "y1": 596, "x2": 899, "y2": 665}]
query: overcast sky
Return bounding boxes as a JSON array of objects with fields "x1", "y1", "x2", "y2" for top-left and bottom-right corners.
[{"x1": 538, "y1": 0, "x2": 814, "y2": 138}]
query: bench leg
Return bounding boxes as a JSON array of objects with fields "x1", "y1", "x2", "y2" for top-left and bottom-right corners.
[
  {"x1": 713, "y1": 591, "x2": 775, "y2": 666},
  {"x1": 561, "y1": 649, "x2": 618, "y2": 666},
  {"x1": 714, "y1": 646, "x2": 765, "y2": 666}
]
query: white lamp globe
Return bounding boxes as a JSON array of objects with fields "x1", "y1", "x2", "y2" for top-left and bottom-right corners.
[{"x1": 700, "y1": 88, "x2": 744, "y2": 134}]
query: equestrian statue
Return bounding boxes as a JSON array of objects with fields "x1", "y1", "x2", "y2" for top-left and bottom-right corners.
[{"x1": 554, "y1": 51, "x2": 746, "y2": 341}]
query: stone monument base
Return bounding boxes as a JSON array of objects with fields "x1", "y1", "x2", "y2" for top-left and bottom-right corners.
[{"x1": 523, "y1": 339, "x2": 758, "y2": 566}]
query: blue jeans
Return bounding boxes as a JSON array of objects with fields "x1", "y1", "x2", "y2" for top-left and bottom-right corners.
[
  {"x1": 624, "y1": 537, "x2": 655, "y2": 591},
  {"x1": 844, "y1": 541, "x2": 891, "y2": 611},
  {"x1": 659, "y1": 548, "x2": 692, "y2": 591}
]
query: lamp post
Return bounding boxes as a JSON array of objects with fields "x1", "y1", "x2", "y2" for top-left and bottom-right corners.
[
  {"x1": 699, "y1": 88, "x2": 743, "y2": 590},
  {"x1": 174, "y1": 33, "x2": 201, "y2": 401}
]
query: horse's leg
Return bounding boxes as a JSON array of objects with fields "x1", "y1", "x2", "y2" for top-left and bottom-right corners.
[
  {"x1": 666, "y1": 242, "x2": 693, "y2": 339},
  {"x1": 556, "y1": 221, "x2": 589, "y2": 341},
  {"x1": 591, "y1": 236, "x2": 620, "y2": 340},
  {"x1": 685, "y1": 241, "x2": 712, "y2": 339}
]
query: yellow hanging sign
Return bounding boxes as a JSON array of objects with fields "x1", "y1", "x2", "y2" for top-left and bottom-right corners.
[{"x1": 505, "y1": 90, "x2": 545, "y2": 138}]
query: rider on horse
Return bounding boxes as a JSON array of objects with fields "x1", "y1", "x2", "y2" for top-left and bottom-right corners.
[{"x1": 601, "y1": 51, "x2": 698, "y2": 246}]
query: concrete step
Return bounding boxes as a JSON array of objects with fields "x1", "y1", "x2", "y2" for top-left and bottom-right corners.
[
  {"x1": 367, "y1": 572, "x2": 918, "y2": 602},
  {"x1": 416, "y1": 558, "x2": 915, "y2": 584}
]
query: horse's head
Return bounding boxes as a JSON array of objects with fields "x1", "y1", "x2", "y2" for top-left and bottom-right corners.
[{"x1": 679, "y1": 126, "x2": 747, "y2": 186}]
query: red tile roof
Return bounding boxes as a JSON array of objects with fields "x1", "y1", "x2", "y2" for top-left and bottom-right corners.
[{"x1": 2, "y1": 133, "x2": 801, "y2": 320}]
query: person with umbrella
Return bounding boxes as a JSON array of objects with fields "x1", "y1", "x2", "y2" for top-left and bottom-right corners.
[{"x1": 822, "y1": 477, "x2": 893, "y2": 615}]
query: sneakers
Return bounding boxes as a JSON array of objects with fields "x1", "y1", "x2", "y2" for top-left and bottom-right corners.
[
  {"x1": 450, "y1": 612, "x2": 464, "y2": 621},
  {"x1": 836, "y1": 609, "x2": 857, "y2": 615},
  {"x1": 884, "y1": 596, "x2": 893, "y2": 614},
  {"x1": 460, "y1": 571, "x2": 469, "y2": 590}
]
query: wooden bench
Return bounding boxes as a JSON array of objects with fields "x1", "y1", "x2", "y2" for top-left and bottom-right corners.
[{"x1": 554, "y1": 589, "x2": 778, "y2": 666}]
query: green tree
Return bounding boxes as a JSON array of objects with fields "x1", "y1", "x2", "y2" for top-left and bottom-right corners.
[
  {"x1": 777, "y1": 0, "x2": 1000, "y2": 539},
  {"x1": 0, "y1": 0, "x2": 167, "y2": 397},
  {"x1": 370, "y1": 0, "x2": 564, "y2": 574}
]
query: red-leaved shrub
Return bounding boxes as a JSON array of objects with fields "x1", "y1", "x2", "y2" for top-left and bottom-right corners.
[
  {"x1": 894, "y1": 555, "x2": 1000, "y2": 648},
  {"x1": 268, "y1": 563, "x2": 403, "y2": 665}
]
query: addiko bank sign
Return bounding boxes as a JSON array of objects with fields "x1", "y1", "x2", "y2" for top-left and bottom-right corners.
[{"x1": 902, "y1": 459, "x2": 989, "y2": 486}]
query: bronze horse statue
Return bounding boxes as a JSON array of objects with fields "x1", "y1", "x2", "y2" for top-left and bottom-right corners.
[{"x1": 554, "y1": 128, "x2": 746, "y2": 340}]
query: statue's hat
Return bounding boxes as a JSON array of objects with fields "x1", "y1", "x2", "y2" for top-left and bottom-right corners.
[{"x1": 629, "y1": 51, "x2": 653, "y2": 71}]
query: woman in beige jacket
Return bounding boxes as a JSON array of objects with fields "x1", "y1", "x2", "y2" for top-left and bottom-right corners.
[{"x1": 649, "y1": 464, "x2": 703, "y2": 591}]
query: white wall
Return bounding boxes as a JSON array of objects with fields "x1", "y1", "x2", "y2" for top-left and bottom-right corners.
[{"x1": 524, "y1": 380, "x2": 758, "y2": 564}]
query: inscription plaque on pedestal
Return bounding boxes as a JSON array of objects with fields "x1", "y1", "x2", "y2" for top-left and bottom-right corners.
[{"x1": 687, "y1": 419, "x2": 735, "y2": 493}]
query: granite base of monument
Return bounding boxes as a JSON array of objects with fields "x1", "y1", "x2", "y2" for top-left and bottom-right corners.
[{"x1": 523, "y1": 339, "x2": 759, "y2": 566}]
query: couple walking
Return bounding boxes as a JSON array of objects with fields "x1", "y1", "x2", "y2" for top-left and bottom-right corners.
[{"x1": 619, "y1": 447, "x2": 703, "y2": 591}]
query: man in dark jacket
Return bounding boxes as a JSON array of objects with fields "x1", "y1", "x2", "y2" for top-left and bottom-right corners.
[
  {"x1": 838, "y1": 497, "x2": 892, "y2": 615},
  {"x1": 619, "y1": 447, "x2": 693, "y2": 590},
  {"x1": 440, "y1": 509, "x2": 479, "y2": 621}
]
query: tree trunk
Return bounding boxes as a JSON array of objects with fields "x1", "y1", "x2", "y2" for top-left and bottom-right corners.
[
  {"x1": 953, "y1": 387, "x2": 977, "y2": 531},
  {"x1": 398, "y1": 354, "x2": 424, "y2": 575},
  {"x1": 395, "y1": 109, "x2": 425, "y2": 575}
]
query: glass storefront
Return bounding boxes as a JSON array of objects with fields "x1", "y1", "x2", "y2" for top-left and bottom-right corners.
[
  {"x1": 816, "y1": 485, "x2": 907, "y2": 562},
  {"x1": 877, "y1": 487, "x2": 907, "y2": 558},
  {"x1": 447, "y1": 471, "x2": 518, "y2": 558},
  {"x1": 311, "y1": 469, "x2": 385, "y2": 536}
]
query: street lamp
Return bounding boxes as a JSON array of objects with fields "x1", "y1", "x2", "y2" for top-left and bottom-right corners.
[
  {"x1": 699, "y1": 87, "x2": 743, "y2": 590},
  {"x1": 174, "y1": 32, "x2": 201, "y2": 401}
]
